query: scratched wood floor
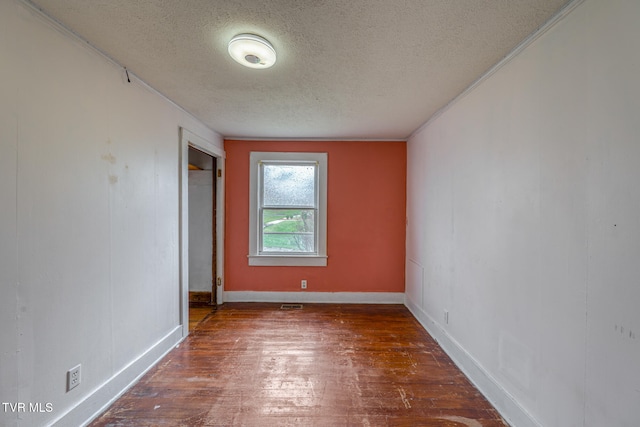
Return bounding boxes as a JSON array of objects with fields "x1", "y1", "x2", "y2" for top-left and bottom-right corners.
[
  {"x1": 90, "y1": 303, "x2": 507, "y2": 426},
  {"x1": 189, "y1": 306, "x2": 215, "y2": 332}
]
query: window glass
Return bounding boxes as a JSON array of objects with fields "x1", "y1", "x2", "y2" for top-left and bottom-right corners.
[
  {"x1": 263, "y1": 164, "x2": 315, "y2": 206},
  {"x1": 262, "y1": 209, "x2": 315, "y2": 253}
]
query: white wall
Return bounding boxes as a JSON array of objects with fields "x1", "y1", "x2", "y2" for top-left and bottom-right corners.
[
  {"x1": 0, "y1": 1, "x2": 222, "y2": 426},
  {"x1": 406, "y1": 1, "x2": 640, "y2": 426},
  {"x1": 188, "y1": 170, "x2": 213, "y2": 292}
]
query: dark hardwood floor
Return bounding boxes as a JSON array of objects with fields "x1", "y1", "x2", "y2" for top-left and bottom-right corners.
[
  {"x1": 90, "y1": 303, "x2": 507, "y2": 426},
  {"x1": 189, "y1": 305, "x2": 215, "y2": 332}
]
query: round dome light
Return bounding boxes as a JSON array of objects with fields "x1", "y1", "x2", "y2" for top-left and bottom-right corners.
[{"x1": 228, "y1": 34, "x2": 277, "y2": 69}]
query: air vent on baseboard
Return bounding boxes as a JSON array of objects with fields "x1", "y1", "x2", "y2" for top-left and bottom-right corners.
[{"x1": 280, "y1": 304, "x2": 303, "y2": 310}]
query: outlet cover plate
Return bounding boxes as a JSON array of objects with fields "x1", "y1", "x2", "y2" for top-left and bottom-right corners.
[{"x1": 67, "y1": 364, "x2": 81, "y2": 392}]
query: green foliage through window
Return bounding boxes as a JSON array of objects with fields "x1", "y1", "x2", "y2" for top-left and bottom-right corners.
[{"x1": 262, "y1": 209, "x2": 315, "y2": 252}]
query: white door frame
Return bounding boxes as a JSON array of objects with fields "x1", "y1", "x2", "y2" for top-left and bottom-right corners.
[{"x1": 179, "y1": 128, "x2": 225, "y2": 337}]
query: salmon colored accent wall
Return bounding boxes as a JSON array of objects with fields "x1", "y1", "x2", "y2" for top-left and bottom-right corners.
[{"x1": 224, "y1": 140, "x2": 406, "y2": 293}]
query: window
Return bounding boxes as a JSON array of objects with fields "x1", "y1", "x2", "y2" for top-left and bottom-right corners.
[{"x1": 249, "y1": 152, "x2": 327, "y2": 266}]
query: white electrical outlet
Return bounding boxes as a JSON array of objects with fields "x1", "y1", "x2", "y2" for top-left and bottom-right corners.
[
  {"x1": 301, "y1": 280, "x2": 307, "y2": 289},
  {"x1": 67, "y1": 364, "x2": 81, "y2": 392}
]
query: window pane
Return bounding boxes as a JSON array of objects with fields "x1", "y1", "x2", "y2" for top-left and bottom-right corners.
[
  {"x1": 262, "y1": 209, "x2": 315, "y2": 253},
  {"x1": 263, "y1": 164, "x2": 315, "y2": 206}
]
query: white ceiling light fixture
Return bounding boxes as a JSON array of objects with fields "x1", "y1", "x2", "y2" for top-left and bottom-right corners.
[{"x1": 228, "y1": 33, "x2": 277, "y2": 69}]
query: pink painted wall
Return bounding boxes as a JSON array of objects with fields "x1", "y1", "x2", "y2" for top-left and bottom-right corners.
[{"x1": 224, "y1": 140, "x2": 406, "y2": 293}]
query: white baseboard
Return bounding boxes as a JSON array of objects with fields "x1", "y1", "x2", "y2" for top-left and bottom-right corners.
[
  {"x1": 404, "y1": 296, "x2": 541, "y2": 427},
  {"x1": 50, "y1": 326, "x2": 183, "y2": 427},
  {"x1": 223, "y1": 291, "x2": 404, "y2": 304}
]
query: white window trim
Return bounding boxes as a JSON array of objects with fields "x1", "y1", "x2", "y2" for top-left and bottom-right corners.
[{"x1": 248, "y1": 152, "x2": 327, "y2": 267}]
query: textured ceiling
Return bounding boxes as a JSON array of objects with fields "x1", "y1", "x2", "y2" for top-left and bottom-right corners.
[{"x1": 28, "y1": 0, "x2": 570, "y2": 140}]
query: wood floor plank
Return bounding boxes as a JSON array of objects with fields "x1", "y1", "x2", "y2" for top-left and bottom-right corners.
[
  {"x1": 189, "y1": 306, "x2": 215, "y2": 332},
  {"x1": 90, "y1": 303, "x2": 507, "y2": 426}
]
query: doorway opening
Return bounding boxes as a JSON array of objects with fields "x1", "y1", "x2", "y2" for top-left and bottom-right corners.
[
  {"x1": 187, "y1": 147, "x2": 216, "y2": 329},
  {"x1": 179, "y1": 128, "x2": 225, "y2": 337}
]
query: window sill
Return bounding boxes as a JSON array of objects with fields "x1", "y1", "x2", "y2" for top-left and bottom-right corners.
[{"x1": 248, "y1": 255, "x2": 327, "y2": 267}]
